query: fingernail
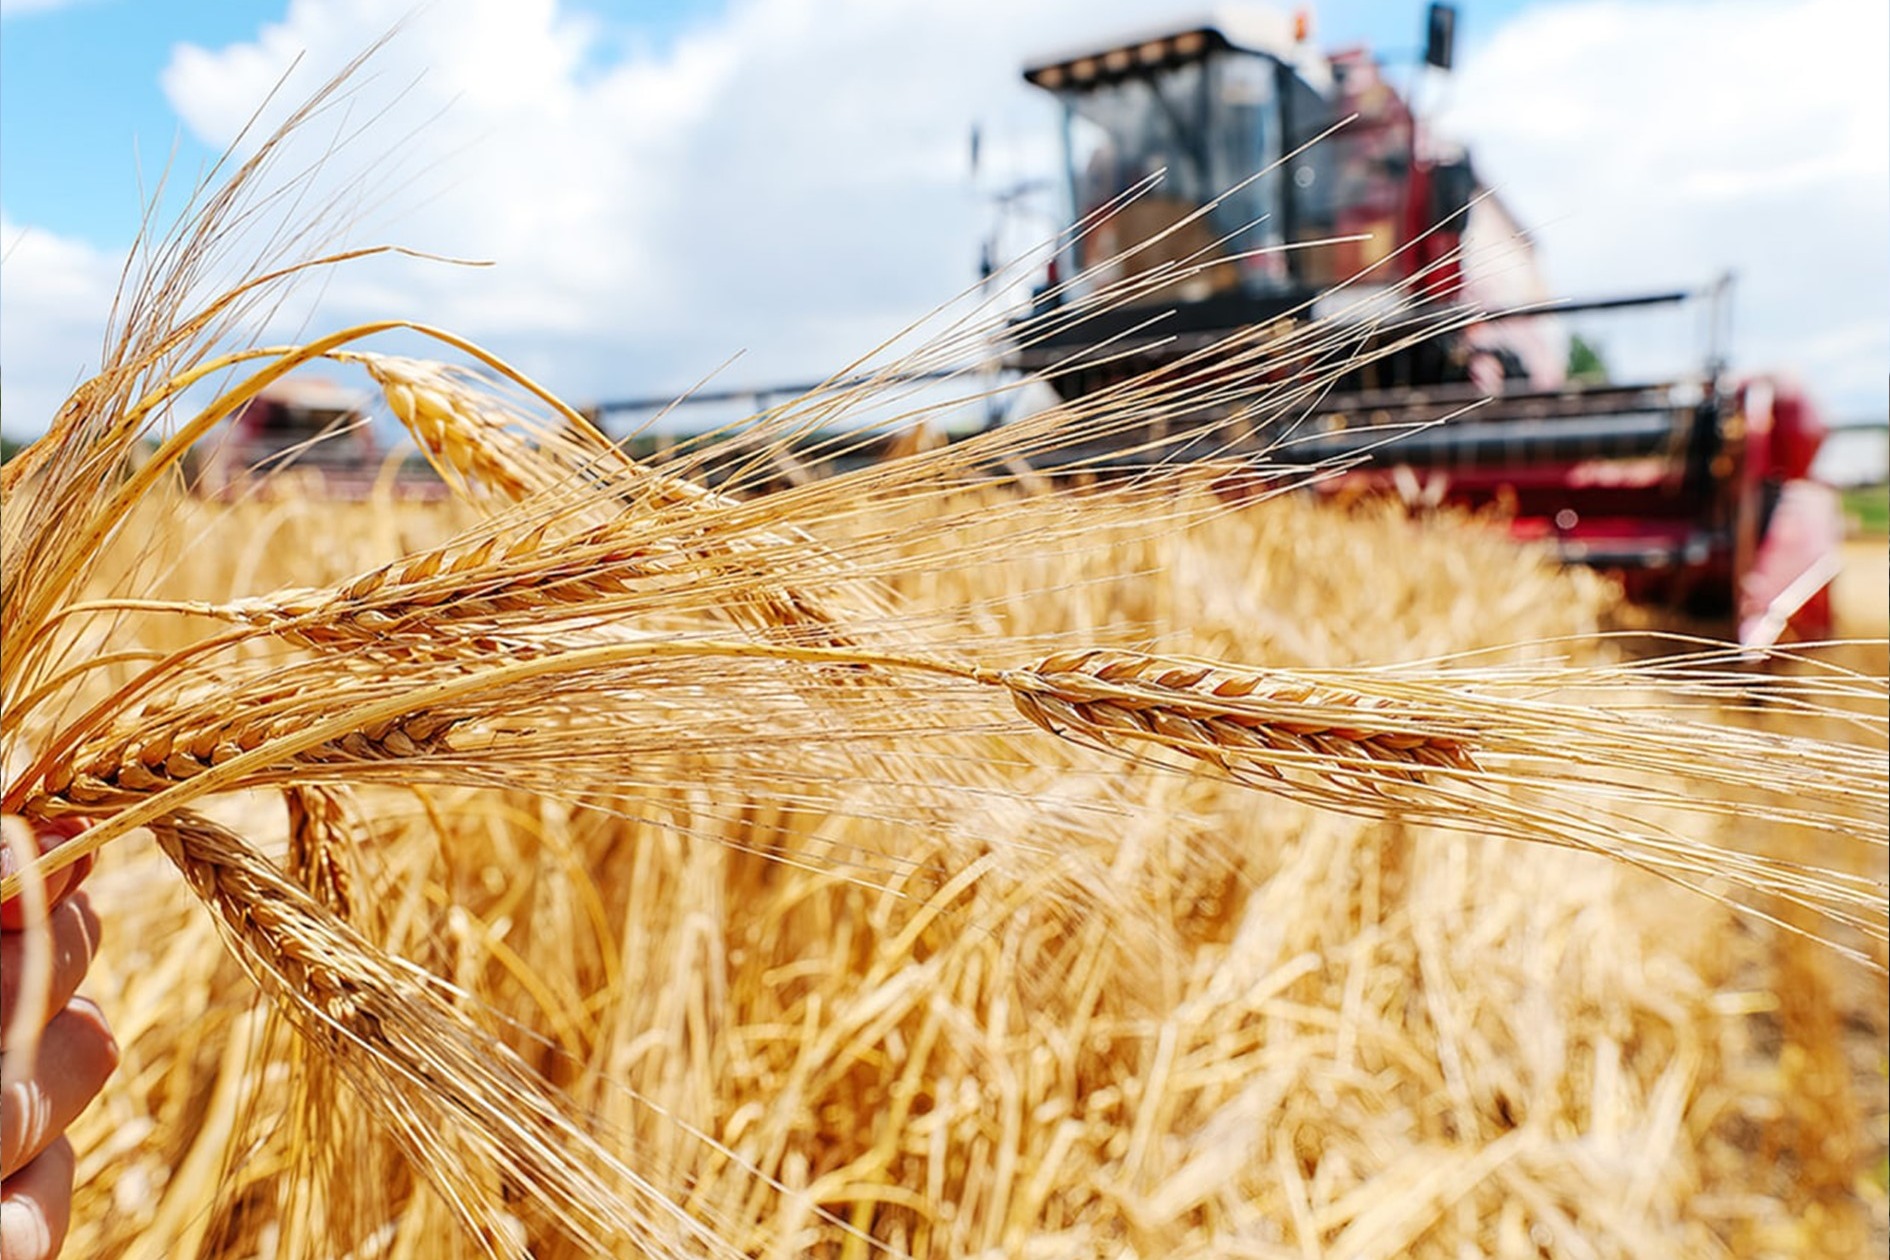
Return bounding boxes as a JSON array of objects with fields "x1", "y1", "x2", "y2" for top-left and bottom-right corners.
[
  {"x1": 38, "y1": 817, "x2": 88, "y2": 847},
  {"x1": 3, "y1": 816, "x2": 87, "y2": 872},
  {"x1": 0, "y1": 815, "x2": 28, "y2": 880},
  {"x1": 0, "y1": 1197, "x2": 54, "y2": 1257}
]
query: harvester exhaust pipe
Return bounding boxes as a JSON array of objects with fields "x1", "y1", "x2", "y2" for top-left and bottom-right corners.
[{"x1": 1424, "y1": 4, "x2": 1458, "y2": 70}]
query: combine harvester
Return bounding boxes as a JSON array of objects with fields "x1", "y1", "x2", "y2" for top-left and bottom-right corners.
[
  {"x1": 192, "y1": 378, "x2": 445, "y2": 500},
  {"x1": 1003, "y1": 3, "x2": 1842, "y2": 647},
  {"x1": 573, "y1": 3, "x2": 1841, "y2": 647}
]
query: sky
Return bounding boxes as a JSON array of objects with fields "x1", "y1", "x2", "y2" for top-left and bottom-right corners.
[{"x1": 2, "y1": 0, "x2": 1885, "y2": 457}]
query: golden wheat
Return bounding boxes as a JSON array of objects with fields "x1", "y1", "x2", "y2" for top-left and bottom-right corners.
[{"x1": 45, "y1": 488, "x2": 1889, "y2": 1258}]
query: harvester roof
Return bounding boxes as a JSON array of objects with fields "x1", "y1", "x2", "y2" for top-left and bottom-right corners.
[
  {"x1": 1022, "y1": 6, "x2": 1332, "y2": 93},
  {"x1": 253, "y1": 375, "x2": 370, "y2": 413}
]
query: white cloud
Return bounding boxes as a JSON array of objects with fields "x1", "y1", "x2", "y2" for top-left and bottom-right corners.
[
  {"x1": 1437, "y1": 0, "x2": 1888, "y2": 418},
  {"x1": 128, "y1": 0, "x2": 1201, "y2": 421},
  {"x1": 4, "y1": 0, "x2": 1883, "y2": 441},
  {"x1": 0, "y1": 217, "x2": 120, "y2": 436},
  {"x1": 16, "y1": 0, "x2": 1047, "y2": 433}
]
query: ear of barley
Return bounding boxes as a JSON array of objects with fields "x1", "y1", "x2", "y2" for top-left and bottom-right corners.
[
  {"x1": 23, "y1": 625, "x2": 1880, "y2": 967},
  {"x1": 284, "y1": 784, "x2": 359, "y2": 921},
  {"x1": 274, "y1": 784, "x2": 389, "y2": 1257},
  {"x1": 358, "y1": 355, "x2": 542, "y2": 502}
]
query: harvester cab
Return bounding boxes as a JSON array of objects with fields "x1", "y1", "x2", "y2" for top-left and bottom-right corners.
[
  {"x1": 1010, "y1": 4, "x2": 1840, "y2": 646},
  {"x1": 1016, "y1": 4, "x2": 1558, "y2": 394},
  {"x1": 195, "y1": 377, "x2": 380, "y2": 497}
]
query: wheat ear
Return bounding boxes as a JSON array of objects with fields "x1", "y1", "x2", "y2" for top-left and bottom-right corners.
[
  {"x1": 991, "y1": 648, "x2": 1887, "y2": 964},
  {"x1": 14, "y1": 636, "x2": 1884, "y2": 966},
  {"x1": 1004, "y1": 648, "x2": 1483, "y2": 780},
  {"x1": 347, "y1": 352, "x2": 884, "y2": 651},
  {"x1": 153, "y1": 810, "x2": 745, "y2": 1260}
]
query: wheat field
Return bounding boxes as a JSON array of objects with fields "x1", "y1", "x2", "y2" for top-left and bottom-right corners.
[
  {"x1": 18, "y1": 483, "x2": 1878, "y2": 1259},
  {"x1": 4, "y1": 70, "x2": 1887, "y2": 1260}
]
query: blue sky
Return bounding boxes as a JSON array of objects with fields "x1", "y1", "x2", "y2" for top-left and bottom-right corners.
[
  {"x1": 2, "y1": 0, "x2": 1883, "y2": 455},
  {"x1": 1, "y1": 1, "x2": 1527, "y2": 251},
  {"x1": 0, "y1": 1, "x2": 733, "y2": 247},
  {"x1": 2, "y1": 4, "x2": 250, "y2": 244}
]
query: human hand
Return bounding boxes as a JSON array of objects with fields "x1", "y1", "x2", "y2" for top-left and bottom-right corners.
[{"x1": 1, "y1": 817, "x2": 116, "y2": 1260}]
